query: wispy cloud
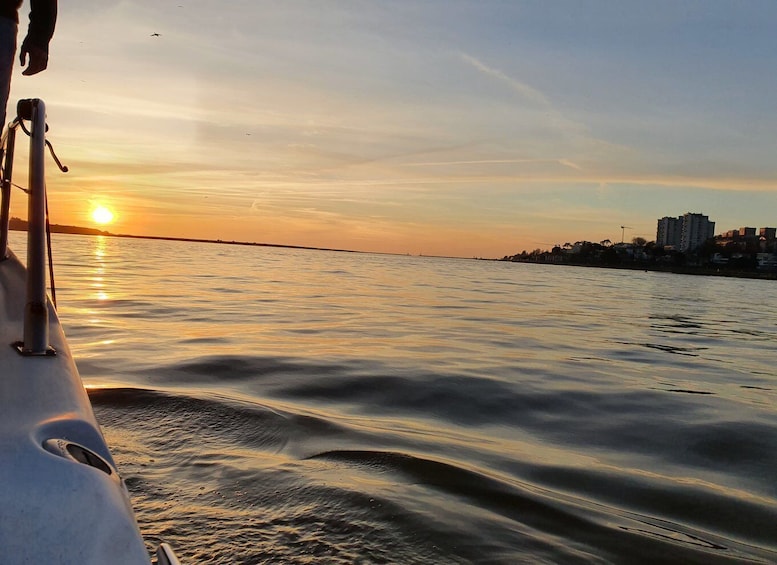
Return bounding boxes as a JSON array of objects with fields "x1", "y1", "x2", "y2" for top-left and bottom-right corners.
[
  {"x1": 400, "y1": 158, "x2": 582, "y2": 170},
  {"x1": 459, "y1": 52, "x2": 587, "y2": 138},
  {"x1": 460, "y1": 53, "x2": 554, "y2": 108}
]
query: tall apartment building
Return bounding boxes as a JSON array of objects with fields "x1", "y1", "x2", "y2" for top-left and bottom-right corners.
[
  {"x1": 679, "y1": 213, "x2": 715, "y2": 252},
  {"x1": 656, "y1": 217, "x2": 682, "y2": 248},
  {"x1": 656, "y1": 213, "x2": 715, "y2": 252}
]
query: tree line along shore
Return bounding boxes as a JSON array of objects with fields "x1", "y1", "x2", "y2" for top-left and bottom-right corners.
[{"x1": 502, "y1": 237, "x2": 777, "y2": 280}]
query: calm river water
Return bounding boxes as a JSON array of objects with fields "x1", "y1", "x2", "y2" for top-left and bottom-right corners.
[{"x1": 14, "y1": 233, "x2": 777, "y2": 564}]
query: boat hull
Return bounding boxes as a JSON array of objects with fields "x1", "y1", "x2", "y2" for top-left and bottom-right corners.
[{"x1": 0, "y1": 249, "x2": 150, "y2": 563}]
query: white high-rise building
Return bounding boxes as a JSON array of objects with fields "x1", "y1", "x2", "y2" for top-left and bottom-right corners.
[{"x1": 679, "y1": 213, "x2": 715, "y2": 252}]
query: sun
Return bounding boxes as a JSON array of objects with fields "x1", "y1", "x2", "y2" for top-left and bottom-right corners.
[{"x1": 91, "y1": 205, "x2": 115, "y2": 225}]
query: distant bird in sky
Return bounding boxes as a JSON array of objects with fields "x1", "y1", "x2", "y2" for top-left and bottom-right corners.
[{"x1": 150, "y1": 33, "x2": 161, "y2": 37}]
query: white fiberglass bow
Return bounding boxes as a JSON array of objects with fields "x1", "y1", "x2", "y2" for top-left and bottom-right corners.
[{"x1": 0, "y1": 99, "x2": 179, "y2": 565}]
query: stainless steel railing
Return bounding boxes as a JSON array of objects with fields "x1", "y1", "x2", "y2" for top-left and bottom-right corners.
[{"x1": 1, "y1": 99, "x2": 58, "y2": 355}]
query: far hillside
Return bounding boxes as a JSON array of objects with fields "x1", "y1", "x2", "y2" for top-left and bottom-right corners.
[{"x1": 9, "y1": 217, "x2": 113, "y2": 237}]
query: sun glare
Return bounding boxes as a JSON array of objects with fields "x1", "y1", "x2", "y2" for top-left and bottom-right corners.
[{"x1": 92, "y1": 205, "x2": 114, "y2": 225}]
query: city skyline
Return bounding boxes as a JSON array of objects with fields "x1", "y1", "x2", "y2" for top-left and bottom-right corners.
[{"x1": 6, "y1": 1, "x2": 777, "y2": 258}]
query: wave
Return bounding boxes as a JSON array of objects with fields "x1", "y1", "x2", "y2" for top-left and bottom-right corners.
[
  {"x1": 87, "y1": 386, "x2": 777, "y2": 563},
  {"x1": 116, "y1": 355, "x2": 777, "y2": 492},
  {"x1": 305, "y1": 447, "x2": 777, "y2": 563}
]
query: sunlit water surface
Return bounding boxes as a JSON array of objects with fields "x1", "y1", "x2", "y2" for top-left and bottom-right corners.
[{"x1": 13, "y1": 233, "x2": 777, "y2": 564}]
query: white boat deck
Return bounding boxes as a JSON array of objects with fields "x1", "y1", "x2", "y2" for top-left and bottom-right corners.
[{"x1": 0, "y1": 249, "x2": 151, "y2": 563}]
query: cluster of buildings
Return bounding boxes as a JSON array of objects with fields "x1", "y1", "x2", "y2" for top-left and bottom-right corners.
[
  {"x1": 656, "y1": 213, "x2": 715, "y2": 252},
  {"x1": 503, "y1": 211, "x2": 777, "y2": 273},
  {"x1": 656, "y1": 212, "x2": 777, "y2": 253},
  {"x1": 718, "y1": 226, "x2": 776, "y2": 242},
  {"x1": 654, "y1": 212, "x2": 777, "y2": 271}
]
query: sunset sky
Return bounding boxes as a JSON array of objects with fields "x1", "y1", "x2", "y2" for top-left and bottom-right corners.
[{"x1": 7, "y1": 1, "x2": 777, "y2": 257}]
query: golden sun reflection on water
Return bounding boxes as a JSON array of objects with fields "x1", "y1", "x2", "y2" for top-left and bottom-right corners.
[{"x1": 91, "y1": 236, "x2": 110, "y2": 302}]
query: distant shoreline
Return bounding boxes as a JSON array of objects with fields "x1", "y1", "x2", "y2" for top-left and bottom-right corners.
[
  {"x1": 13, "y1": 219, "x2": 774, "y2": 278},
  {"x1": 501, "y1": 258, "x2": 777, "y2": 280},
  {"x1": 6, "y1": 217, "x2": 482, "y2": 260},
  {"x1": 9, "y1": 218, "x2": 469, "y2": 259},
  {"x1": 110, "y1": 233, "x2": 364, "y2": 254},
  {"x1": 8, "y1": 217, "x2": 364, "y2": 255}
]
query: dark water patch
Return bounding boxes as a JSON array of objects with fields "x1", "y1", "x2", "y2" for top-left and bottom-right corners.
[
  {"x1": 88, "y1": 386, "x2": 387, "y2": 464},
  {"x1": 618, "y1": 522, "x2": 726, "y2": 551},
  {"x1": 121, "y1": 356, "x2": 777, "y2": 486},
  {"x1": 682, "y1": 421, "x2": 777, "y2": 470},
  {"x1": 291, "y1": 368, "x2": 776, "y2": 490},
  {"x1": 89, "y1": 387, "x2": 292, "y2": 454},
  {"x1": 135, "y1": 357, "x2": 742, "y2": 454},
  {"x1": 529, "y1": 463, "x2": 777, "y2": 553},
  {"x1": 569, "y1": 355, "x2": 612, "y2": 363},
  {"x1": 649, "y1": 315, "x2": 703, "y2": 330},
  {"x1": 639, "y1": 342, "x2": 702, "y2": 357},
  {"x1": 307, "y1": 450, "x2": 771, "y2": 564},
  {"x1": 740, "y1": 385, "x2": 771, "y2": 391},
  {"x1": 179, "y1": 336, "x2": 230, "y2": 345},
  {"x1": 145, "y1": 305, "x2": 191, "y2": 317},
  {"x1": 429, "y1": 304, "x2": 470, "y2": 310},
  {"x1": 208, "y1": 286, "x2": 246, "y2": 294},
  {"x1": 136, "y1": 355, "x2": 358, "y2": 386},
  {"x1": 663, "y1": 388, "x2": 715, "y2": 395},
  {"x1": 730, "y1": 327, "x2": 775, "y2": 341},
  {"x1": 277, "y1": 370, "x2": 720, "y2": 451},
  {"x1": 75, "y1": 298, "x2": 154, "y2": 309},
  {"x1": 548, "y1": 414, "x2": 777, "y2": 489}
]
